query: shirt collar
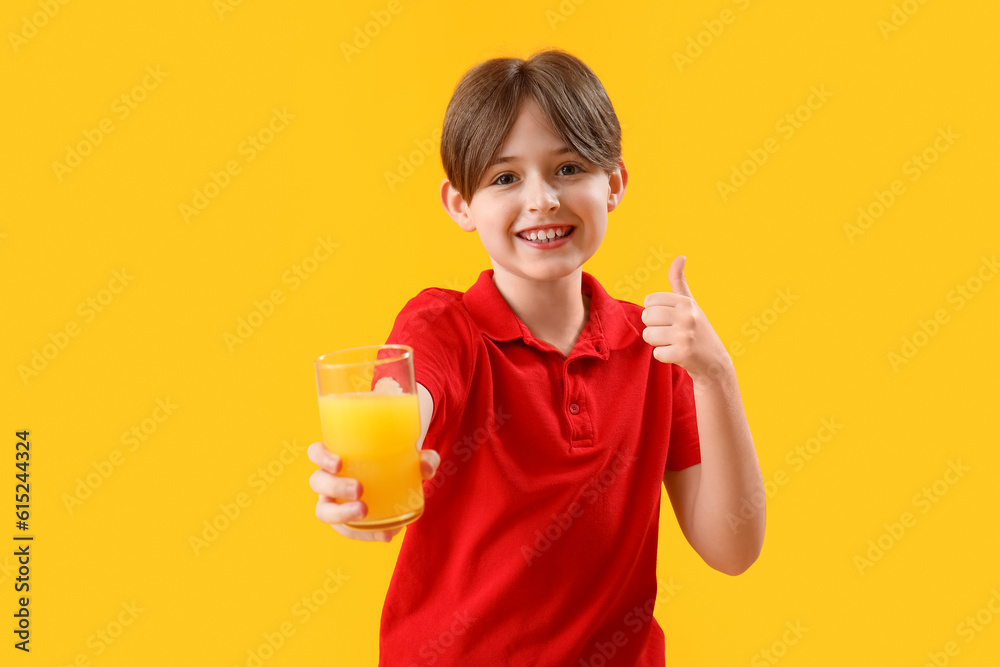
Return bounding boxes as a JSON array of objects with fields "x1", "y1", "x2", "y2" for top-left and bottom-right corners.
[{"x1": 462, "y1": 269, "x2": 641, "y2": 359}]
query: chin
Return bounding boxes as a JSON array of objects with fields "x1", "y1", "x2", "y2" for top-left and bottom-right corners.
[
  {"x1": 491, "y1": 247, "x2": 595, "y2": 284},
  {"x1": 519, "y1": 263, "x2": 586, "y2": 283}
]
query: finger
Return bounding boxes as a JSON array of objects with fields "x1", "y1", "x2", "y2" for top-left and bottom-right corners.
[
  {"x1": 419, "y1": 449, "x2": 441, "y2": 480},
  {"x1": 642, "y1": 326, "x2": 675, "y2": 348},
  {"x1": 315, "y1": 496, "x2": 368, "y2": 525},
  {"x1": 643, "y1": 292, "x2": 685, "y2": 308},
  {"x1": 641, "y1": 305, "x2": 679, "y2": 326},
  {"x1": 309, "y1": 469, "x2": 363, "y2": 501},
  {"x1": 668, "y1": 255, "x2": 692, "y2": 298},
  {"x1": 652, "y1": 345, "x2": 680, "y2": 365},
  {"x1": 307, "y1": 441, "x2": 341, "y2": 474}
]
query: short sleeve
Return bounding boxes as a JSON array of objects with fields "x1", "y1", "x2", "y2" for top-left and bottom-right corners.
[
  {"x1": 383, "y1": 289, "x2": 473, "y2": 440},
  {"x1": 664, "y1": 364, "x2": 701, "y2": 471}
]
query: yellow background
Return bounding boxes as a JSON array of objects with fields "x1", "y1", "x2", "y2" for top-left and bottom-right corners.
[{"x1": 3, "y1": 0, "x2": 998, "y2": 665}]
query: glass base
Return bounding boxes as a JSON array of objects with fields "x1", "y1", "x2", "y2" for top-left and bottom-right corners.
[{"x1": 345, "y1": 506, "x2": 423, "y2": 531}]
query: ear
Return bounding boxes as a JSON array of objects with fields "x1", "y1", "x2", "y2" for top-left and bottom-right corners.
[
  {"x1": 607, "y1": 156, "x2": 628, "y2": 213},
  {"x1": 440, "y1": 178, "x2": 476, "y2": 232}
]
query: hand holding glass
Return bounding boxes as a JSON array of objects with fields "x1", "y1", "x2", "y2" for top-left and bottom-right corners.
[{"x1": 315, "y1": 345, "x2": 424, "y2": 531}]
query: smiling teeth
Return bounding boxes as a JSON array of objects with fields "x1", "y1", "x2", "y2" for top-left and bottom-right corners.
[{"x1": 523, "y1": 226, "x2": 571, "y2": 243}]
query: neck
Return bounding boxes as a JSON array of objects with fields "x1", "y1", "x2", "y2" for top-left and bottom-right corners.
[{"x1": 491, "y1": 265, "x2": 590, "y2": 355}]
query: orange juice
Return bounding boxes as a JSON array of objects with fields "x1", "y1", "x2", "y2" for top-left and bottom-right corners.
[{"x1": 317, "y1": 391, "x2": 423, "y2": 530}]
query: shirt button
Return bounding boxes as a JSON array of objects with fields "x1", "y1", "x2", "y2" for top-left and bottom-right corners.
[{"x1": 569, "y1": 403, "x2": 580, "y2": 415}]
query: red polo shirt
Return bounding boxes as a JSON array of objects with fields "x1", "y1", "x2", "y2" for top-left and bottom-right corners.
[{"x1": 379, "y1": 269, "x2": 700, "y2": 666}]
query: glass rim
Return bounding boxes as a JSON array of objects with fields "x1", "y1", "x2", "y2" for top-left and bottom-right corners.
[{"x1": 315, "y1": 344, "x2": 413, "y2": 369}]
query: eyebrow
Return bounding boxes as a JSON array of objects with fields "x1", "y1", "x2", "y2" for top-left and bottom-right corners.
[{"x1": 489, "y1": 146, "x2": 577, "y2": 168}]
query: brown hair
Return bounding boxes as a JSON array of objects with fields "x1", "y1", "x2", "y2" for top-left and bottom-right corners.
[{"x1": 440, "y1": 49, "x2": 622, "y2": 204}]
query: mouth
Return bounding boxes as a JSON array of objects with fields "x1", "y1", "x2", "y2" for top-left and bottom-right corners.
[{"x1": 514, "y1": 224, "x2": 576, "y2": 246}]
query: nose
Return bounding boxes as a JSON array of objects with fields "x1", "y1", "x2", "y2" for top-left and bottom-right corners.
[{"x1": 525, "y1": 173, "x2": 559, "y2": 214}]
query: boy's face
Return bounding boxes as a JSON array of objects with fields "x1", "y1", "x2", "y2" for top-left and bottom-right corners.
[{"x1": 441, "y1": 99, "x2": 627, "y2": 285}]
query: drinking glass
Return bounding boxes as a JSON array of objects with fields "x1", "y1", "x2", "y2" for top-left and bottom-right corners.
[{"x1": 315, "y1": 345, "x2": 424, "y2": 530}]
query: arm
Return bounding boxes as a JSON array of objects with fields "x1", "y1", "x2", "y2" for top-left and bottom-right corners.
[
  {"x1": 415, "y1": 382, "x2": 434, "y2": 449},
  {"x1": 663, "y1": 369, "x2": 764, "y2": 575},
  {"x1": 643, "y1": 257, "x2": 765, "y2": 575}
]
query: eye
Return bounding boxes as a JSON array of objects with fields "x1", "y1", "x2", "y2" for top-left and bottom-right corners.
[
  {"x1": 559, "y1": 163, "x2": 584, "y2": 176},
  {"x1": 492, "y1": 172, "x2": 516, "y2": 186}
]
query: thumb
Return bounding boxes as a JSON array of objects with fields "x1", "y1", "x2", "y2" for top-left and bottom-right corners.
[{"x1": 668, "y1": 255, "x2": 692, "y2": 298}]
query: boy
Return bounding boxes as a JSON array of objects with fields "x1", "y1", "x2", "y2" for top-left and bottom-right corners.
[{"x1": 308, "y1": 49, "x2": 765, "y2": 665}]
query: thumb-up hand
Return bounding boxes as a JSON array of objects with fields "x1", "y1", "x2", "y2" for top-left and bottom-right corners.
[{"x1": 641, "y1": 256, "x2": 732, "y2": 383}]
